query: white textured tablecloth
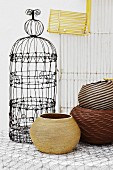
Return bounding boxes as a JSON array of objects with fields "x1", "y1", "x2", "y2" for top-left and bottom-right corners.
[{"x1": 0, "y1": 131, "x2": 113, "y2": 170}]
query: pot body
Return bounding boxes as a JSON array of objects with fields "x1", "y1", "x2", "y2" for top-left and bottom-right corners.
[
  {"x1": 30, "y1": 114, "x2": 80, "y2": 154},
  {"x1": 70, "y1": 106, "x2": 113, "y2": 144},
  {"x1": 78, "y1": 81, "x2": 113, "y2": 110}
]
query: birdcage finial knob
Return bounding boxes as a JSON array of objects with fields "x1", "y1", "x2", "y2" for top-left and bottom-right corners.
[
  {"x1": 24, "y1": 9, "x2": 44, "y2": 36},
  {"x1": 25, "y1": 9, "x2": 41, "y2": 19}
]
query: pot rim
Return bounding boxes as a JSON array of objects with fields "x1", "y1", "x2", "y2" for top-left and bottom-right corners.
[{"x1": 40, "y1": 113, "x2": 72, "y2": 120}]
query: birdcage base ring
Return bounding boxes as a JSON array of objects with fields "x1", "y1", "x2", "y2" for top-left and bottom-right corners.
[
  {"x1": 9, "y1": 97, "x2": 56, "y2": 143},
  {"x1": 9, "y1": 126, "x2": 32, "y2": 143}
]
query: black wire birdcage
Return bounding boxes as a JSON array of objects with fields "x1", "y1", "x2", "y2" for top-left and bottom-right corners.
[{"x1": 9, "y1": 9, "x2": 57, "y2": 143}]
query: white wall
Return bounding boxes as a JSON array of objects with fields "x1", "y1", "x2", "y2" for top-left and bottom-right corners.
[{"x1": 0, "y1": 0, "x2": 85, "y2": 130}]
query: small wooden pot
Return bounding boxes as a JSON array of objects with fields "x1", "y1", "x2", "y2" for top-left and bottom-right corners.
[{"x1": 30, "y1": 113, "x2": 80, "y2": 154}]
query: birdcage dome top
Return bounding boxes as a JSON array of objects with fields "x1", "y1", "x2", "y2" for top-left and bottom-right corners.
[{"x1": 10, "y1": 9, "x2": 57, "y2": 62}]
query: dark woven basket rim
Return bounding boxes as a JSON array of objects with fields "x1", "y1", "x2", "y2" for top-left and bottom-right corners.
[
  {"x1": 75, "y1": 105, "x2": 113, "y2": 113},
  {"x1": 82, "y1": 80, "x2": 110, "y2": 86}
]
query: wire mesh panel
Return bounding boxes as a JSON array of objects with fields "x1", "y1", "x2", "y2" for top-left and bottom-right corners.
[
  {"x1": 58, "y1": 0, "x2": 113, "y2": 113},
  {"x1": 91, "y1": 0, "x2": 113, "y2": 33},
  {"x1": 9, "y1": 9, "x2": 57, "y2": 143}
]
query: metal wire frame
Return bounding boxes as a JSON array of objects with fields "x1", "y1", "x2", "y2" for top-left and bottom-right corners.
[
  {"x1": 9, "y1": 9, "x2": 57, "y2": 143},
  {"x1": 57, "y1": 0, "x2": 113, "y2": 113}
]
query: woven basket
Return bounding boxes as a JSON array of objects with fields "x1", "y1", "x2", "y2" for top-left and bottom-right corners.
[
  {"x1": 70, "y1": 106, "x2": 113, "y2": 144},
  {"x1": 30, "y1": 113, "x2": 80, "y2": 154},
  {"x1": 78, "y1": 80, "x2": 113, "y2": 110}
]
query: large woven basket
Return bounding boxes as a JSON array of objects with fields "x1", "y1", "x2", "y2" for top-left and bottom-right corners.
[
  {"x1": 70, "y1": 106, "x2": 113, "y2": 144},
  {"x1": 78, "y1": 80, "x2": 113, "y2": 110}
]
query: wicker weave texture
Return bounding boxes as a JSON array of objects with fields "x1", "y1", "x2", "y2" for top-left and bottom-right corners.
[
  {"x1": 70, "y1": 106, "x2": 113, "y2": 144},
  {"x1": 30, "y1": 113, "x2": 81, "y2": 154},
  {"x1": 78, "y1": 81, "x2": 113, "y2": 110}
]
